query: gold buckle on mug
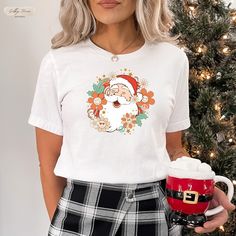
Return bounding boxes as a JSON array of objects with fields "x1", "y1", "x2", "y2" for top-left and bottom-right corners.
[{"x1": 183, "y1": 190, "x2": 199, "y2": 204}]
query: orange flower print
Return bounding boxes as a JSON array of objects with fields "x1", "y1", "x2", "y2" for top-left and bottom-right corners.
[
  {"x1": 87, "y1": 92, "x2": 107, "y2": 111},
  {"x1": 121, "y1": 113, "x2": 136, "y2": 132},
  {"x1": 91, "y1": 117, "x2": 110, "y2": 132},
  {"x1": 86, "y1": 70, "x2": 156, "y2": 135},
  {"x1": 137, "y1": 88, "x2": 155, "y2": 110}
]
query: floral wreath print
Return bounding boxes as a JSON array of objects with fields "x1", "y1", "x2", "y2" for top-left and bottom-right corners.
[{"x1": 86, "y1": 68, "x2": 155, "y2": 135}]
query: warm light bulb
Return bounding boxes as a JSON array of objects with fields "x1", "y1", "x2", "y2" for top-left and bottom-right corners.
[
  {"x1": 229, "y1": 138, "x2": 233, "y2": 143},
  {"x1": 219, "y1": 225, "x2": 225, "y2": 231},
  {"x1": 233, "y1": 180, "x2": 236, "y2": 185},
  {"x1": 197, "y1": 47, "x2": 203, "y2": 53},
  {"x1": 189, "y1": 6, "x2": 195, "y2": 11},
  {"x1": 215, "y1": 103, "x2": 221, "y2": 111},
  {"x1": 188, "y1": 5, "x2": 197, "y2": 17},
  {"x1": 200, "y1": 70, "x2": 212, "y2": 80},
  {"x1": 197, "y1": 44, "x2": 207, "y2": 53},
  {"x1": 220, "y1": 115, "x2": 226, "y2": 120},
  {"x1": 222, "y1": 34, "x2": 228, "y2": 40},
  {"x1": 196, "y1": 150, "x2": 200, "y2": 154},
  {"x1": 180, "y1": 45, "x2": 188, "y2": 52},
  {"x1": 210, "y1": 152, "x2": 215, "y2": 158},
  {"x1": 222, "y1": 46, "x2": 230, "y2": 55},
  {"x1": 230, "y1": 10, "x2": 236, "y2": 24}
]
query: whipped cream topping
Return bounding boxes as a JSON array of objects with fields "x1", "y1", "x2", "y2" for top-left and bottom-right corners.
[{"x1": 168, "y1": 156, "x2": 215, "y2": 179}]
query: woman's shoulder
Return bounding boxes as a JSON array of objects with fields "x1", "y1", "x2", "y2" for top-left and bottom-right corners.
[
  {"x1": 149, "y1": 40, "x2": 188, "y2": 61},
  {"x1": 50, "y1": 39, "x2": 88, "y2": 56},
  {"x1": 44, "y1": 39, "x2": 89, "y2": 66}
]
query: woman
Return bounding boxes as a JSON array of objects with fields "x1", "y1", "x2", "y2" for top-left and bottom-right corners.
[{"x1": 28, "y1": 0, "x2": 235, "y2": 235}]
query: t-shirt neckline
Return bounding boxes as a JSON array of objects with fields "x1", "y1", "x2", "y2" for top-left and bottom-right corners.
[{"x1": 86, "y1": 37, "x2": 148, "y2": 60}]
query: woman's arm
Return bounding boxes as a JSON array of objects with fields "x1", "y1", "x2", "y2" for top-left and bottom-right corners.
[
  {"x1": 166, "y1": 130, "x2": 190, "y2": 160},
  {"x1": 35, "y1": 127, "x2": 67, "y2": 221}
]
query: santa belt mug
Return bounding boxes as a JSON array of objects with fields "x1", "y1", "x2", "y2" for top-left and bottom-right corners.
[
  {"x1": 166, "y1": 188, "x2": 213, "y2": 203},
  {"x1": 166, "y1": 175, "x2": 234, "y2": 227}
]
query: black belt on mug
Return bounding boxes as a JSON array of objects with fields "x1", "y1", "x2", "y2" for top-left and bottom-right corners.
[{"x1": 166, "y1": 188, "x2": 213, "y2": 204}]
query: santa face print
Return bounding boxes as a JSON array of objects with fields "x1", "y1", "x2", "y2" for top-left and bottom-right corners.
[{"x1": 86, "y1": 68, "x2": 155, "y2": 134}]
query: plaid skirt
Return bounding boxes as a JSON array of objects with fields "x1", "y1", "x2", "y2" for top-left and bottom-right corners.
[{"x1": 48, "y1": 178, "x2": 182, "y2": 236}]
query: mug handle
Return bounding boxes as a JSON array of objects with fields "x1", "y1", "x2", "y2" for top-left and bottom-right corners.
[{"x1": 205, "y1": 175, "x2": 234, "y2": 217}]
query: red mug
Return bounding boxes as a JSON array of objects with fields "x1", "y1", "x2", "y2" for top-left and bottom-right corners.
[{"x1": 166, "y1": 156, "x2": 234, "y2": 227}]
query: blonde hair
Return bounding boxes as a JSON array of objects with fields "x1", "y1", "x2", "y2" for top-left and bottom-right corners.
[{"x1": 51, "y1": 0, "x2": 180, "y2": 49}]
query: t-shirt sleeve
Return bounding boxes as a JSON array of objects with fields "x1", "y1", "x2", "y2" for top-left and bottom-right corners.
[
  {"x1": 166, "y1": 53, "x2": 191, "y2": 133},
  {"x1": 27, "y1": 51, "x2": 63, "y2": 136}
]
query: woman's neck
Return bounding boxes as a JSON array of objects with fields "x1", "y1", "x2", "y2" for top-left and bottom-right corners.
[{"x1": 90, "y1": 17, "x2": 145, "y2": 54}]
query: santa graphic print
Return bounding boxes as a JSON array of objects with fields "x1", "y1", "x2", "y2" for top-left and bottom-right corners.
[{"x1": 86, "y1": 69, "x2": 155, "y2": 134}]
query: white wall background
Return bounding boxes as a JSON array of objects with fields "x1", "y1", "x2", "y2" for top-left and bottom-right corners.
[
  {"x1": 226, "y1": 0, "x2": 236, "y2": 7},
  {"x1": 0, "y1": 1, "x2": 235, "y2": 236},
  {"x1": 0, "y1": 1, "x2": 61, "y2": 236}
]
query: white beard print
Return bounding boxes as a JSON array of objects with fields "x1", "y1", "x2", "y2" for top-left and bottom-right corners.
[{"x1": 101, "y1": 94, "x2": 139, "y2": 132}]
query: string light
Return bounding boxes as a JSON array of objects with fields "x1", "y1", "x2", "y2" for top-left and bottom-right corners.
[
  {"x1": 219, "y1": 225, "x2": 225, "y2": 232},
  {"x1": 220, "y1": 114, "x2": 226, "y2": 120},
  {"x1": 197, "y1": 44, "x2": 207, "y2": 54},
  {"x1": 200, "y1": 69, "x2": 212, "y2": 80},
  {"x1": 222, "y1": 46, "x2": 231, "y2": 55},
  {"x1": 214, "y1": 103, "x2": 221, "y2": 111},
  {"x1": 179, "y1": 2, "x2": 235, "y2": 234},
  {"x1": 180, "y1": 2, "x2": 234, "y2": 234},
  {"x1": 215, "y1": 102, "x2": 222, "y2": 119},
  {"x1": 222, "y1": 34, "x2": 229, "y2": 40},
  {"x1": 232, "y1": 15, "x2": 236, "y2": 24},
  {"x1": 230, "y1": 10, "x2": 236, "y2": 24},
  {"x1": 210, "y1": 152, "x2": 215, "y2": 158},
  {"x1": 189, "y1": 6, "x2": 195, "y2": 11},
  {"x1": 212, "y1": 0, "x2": 220, "y2": 6},
  {"x1": 216, "y1": 72, "x2": 222, "y2": 80},
  {"x1": 187, "y1": 5, "x2": 197, "y2": 17},
  {"x1": 180, "y1": 44, "x2": 188, "y2": 52}
]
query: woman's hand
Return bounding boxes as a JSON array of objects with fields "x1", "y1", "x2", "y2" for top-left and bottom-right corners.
[{"x1": 194, "y1": 187, "x2": 235, "y2": 234}]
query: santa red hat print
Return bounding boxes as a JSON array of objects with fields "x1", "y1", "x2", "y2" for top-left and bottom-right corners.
[{"x1": 109, "y1": 74, "x2": 143, "y2": 102}]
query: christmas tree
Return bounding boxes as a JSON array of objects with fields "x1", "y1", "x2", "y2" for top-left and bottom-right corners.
[{"x1": 169, "y1": 0, "x2": 236, "y2": 235}]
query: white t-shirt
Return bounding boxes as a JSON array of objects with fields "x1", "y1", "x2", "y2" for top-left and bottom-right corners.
[{"x1": 28, "y1": 37, "x2": 191, "y2": 184}]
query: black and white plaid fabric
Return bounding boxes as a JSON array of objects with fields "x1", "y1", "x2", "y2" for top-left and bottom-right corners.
[{"x1": 48, "y1": 178, "x2": 182, "y2": 236}]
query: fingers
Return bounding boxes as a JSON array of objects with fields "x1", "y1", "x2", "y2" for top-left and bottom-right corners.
[
  {"x1": 194, "y1": 209, "x2": 228, "y2": 234},
  {"x1": 195, "y1": 226, "x2": 216, "y2": 234},
  {"x1": 208, "y1": 198, "x2": 218, "y2": 208},
  {"x1": 214, "y1": 187, "x2": 235, "y2": 211},
  {"x1": 196, "y1": 187, "x2": 235, "y2": 234},
  {"x1": 204, "y1": 210, "x2": 228, "y2": 228}
]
